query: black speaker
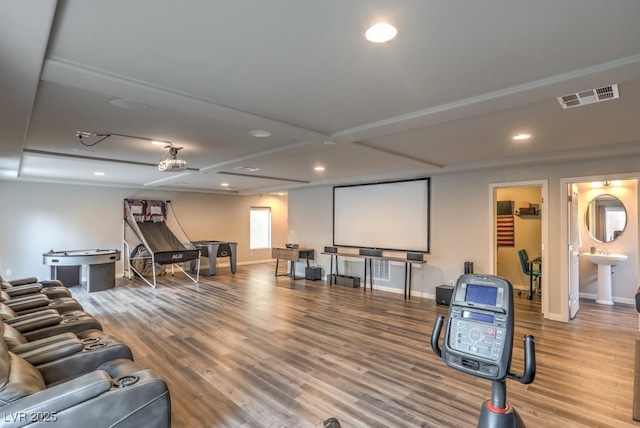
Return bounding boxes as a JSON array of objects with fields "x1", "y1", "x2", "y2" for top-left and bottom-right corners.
[
  {"x1": 436, "y1": 285, "x2": 454, "y2": 306},
  {"x1": 359, "y1": 248, "x2": 382, "y2": 257},
  {"x1": 324, "y1": 246, "x2": 337, "y2": 253},
  {"x1": 407, "y1": 252, "x2": 424, "y2": 261},
  {"x1": 305, "y1": 266, "x2": 322, "y2": 280}
]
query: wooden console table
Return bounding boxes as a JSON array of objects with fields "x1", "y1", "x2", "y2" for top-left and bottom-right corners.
[
  {"x1": 322, "y1": 250, "x2": 426, "y2": 299},
  {"x1": 272, "y1": 247, "x2": 315, "y2": 280}
]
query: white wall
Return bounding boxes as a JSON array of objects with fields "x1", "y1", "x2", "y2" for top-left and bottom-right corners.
[
  {"x1": 576, "y1": 179, "x2": 638, "y2": 300},
  {"x1": 288, "y1": 154, "x2": 640, "y2": 321},
  {"x1": 0, "y1": 181, "x2": 287, "y2": 280}
]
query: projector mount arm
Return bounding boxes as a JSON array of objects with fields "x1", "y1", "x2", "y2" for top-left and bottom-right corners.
[{"x1": 75, "y1": 131, "x2": 173, "y2": 148}]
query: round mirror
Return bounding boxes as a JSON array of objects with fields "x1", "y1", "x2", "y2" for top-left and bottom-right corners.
[{"x1": 585, "y1": 194, "x2": 627, "y2": 243}]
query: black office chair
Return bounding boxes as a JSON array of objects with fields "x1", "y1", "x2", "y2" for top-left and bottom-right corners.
[{"x1": 518, "y1": 249, "x2": 541, "y2": 297}]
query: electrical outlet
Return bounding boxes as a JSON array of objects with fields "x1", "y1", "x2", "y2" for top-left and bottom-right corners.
[{"x1": 6, "y1": 269, "x2": 11, "y2": 276}]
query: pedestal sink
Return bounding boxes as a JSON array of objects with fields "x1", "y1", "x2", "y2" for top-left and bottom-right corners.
[{"x1": 581, "y1": 253, "x2": 627, "y2": 305}]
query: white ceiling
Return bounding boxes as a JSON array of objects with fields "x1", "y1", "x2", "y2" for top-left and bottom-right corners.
[{"x1": 2, "y1": 0, "x2": 640, "y2": 194}]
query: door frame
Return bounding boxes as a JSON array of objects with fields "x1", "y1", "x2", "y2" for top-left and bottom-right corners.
[
  {"x1": 489, "y1": 180, "x2": 549, "y2": 317},
  {"x1": 560, "y1": 173, "x2": 639, "y2": 321}
]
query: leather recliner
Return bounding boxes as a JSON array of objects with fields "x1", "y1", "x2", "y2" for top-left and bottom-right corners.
[
  {"x1": 0, "y1": 274, "x2": 71, "y2": 300},
  {"x1": 0, "y1": 290, "x2": 83, "y2": 316},
  {"x1": 0, "y1": 303, "x2": 103, "y2": 342},
  {"x1": 0, "y1": 340, "x2": 171, "y2": 428},
  {"x1": 2, "y1": 321, "x2": 133, "y2": 385}
]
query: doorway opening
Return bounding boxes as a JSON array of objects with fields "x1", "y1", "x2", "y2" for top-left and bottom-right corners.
[
  {"x1": 561, "y1": 176, "x2": 638, "y2": 321},
  {"x1": 490, "y1": 180, "x2": 548, "y2": 316}
]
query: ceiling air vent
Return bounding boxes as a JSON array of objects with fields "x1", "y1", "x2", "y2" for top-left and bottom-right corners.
[{"x1": 557, "y1": 84, "x2": 619, "y2": 109}]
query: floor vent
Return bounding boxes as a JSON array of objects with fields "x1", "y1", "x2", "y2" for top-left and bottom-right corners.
[
  {"x1": 557, "y1": 84, "x2": 619, "y2": 109},
  {"x1": 372, "y1": 259, "x2": 390, "y2": 281}
]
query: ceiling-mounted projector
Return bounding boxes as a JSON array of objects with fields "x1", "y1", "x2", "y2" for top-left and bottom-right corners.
[
  {"x1": 158, "y1": 145, "x2": 188, "y2": 172},
  {"x1": 158, "y1": 158, "x2": 188, "y2": 172}
]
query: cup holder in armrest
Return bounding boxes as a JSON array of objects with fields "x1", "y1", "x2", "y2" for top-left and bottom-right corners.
[
  {"x1": 84, "y1": 342, "x2": 107, "y2": 351},
  {"x1": 113, "y1": 375, "x2": 139, "y2": 388},
  {"x1": 81, "y1": 337, "x2": 101, "y2": 345}
]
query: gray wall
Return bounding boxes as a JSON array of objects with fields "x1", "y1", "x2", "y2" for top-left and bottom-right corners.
[
  {"x1": 0, "y1": 181, "x2": 287, "y2": 280},
  {"x1": 2, "y1": 152, "x2": 640, "y2": 322},
  {"x1": 288, "y1": 154, "x2": 640, "y2": 322}
]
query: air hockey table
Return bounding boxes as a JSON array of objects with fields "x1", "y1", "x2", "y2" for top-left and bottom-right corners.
[
  {"x1": 190, "y1": 241, "x2": 237, "y2": 276},
  {"x1": 43, "y1": 248, "x2": 121, "y2": 292}
]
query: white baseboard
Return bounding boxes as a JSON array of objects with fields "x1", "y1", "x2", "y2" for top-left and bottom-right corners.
[{"x1": 579, "y1": 292, "x2": 635, "y2": 305}]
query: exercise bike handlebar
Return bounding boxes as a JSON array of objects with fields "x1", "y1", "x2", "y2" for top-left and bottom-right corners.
[
  {"x1": 508, "y1": 334, "x2": 536, "y2": 385},
  {"x1": 431, "y1": 315, "x2": 444, "y2": 358}
]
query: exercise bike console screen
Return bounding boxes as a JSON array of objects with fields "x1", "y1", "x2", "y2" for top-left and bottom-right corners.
[{"x1": 442, "y1": 274, "x2": 514, "y2": 381}]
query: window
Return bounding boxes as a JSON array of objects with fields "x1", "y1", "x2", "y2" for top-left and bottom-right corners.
[{"x1": 250, "y1": 207, "x2": 271, "y2": 249}]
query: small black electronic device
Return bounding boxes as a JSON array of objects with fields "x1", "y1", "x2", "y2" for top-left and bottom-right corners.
[
  {"x1": 442, "y1": 274, "x2": 513, "y2": 380},
  {"x1": 323, "y1": 417, "x2": 342, "y2": 428},
  {"x1": 359, "y1": 248, "x2": 382, "y2": 257}
]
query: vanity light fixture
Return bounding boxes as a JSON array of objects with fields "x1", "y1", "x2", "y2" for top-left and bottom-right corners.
[{"x1": 365, "y1": 22, "x2": 397, "y2": 43}]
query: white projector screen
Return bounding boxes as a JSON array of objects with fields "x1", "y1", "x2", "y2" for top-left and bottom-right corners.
[{"x1": 333, "y1": 178, "x2": 430, "y2": 253}]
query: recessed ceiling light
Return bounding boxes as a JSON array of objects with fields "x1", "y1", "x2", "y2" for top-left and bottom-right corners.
[
  {"x1": 513, "y1": 133, "x2": 531, "y2": 141},
  {"x1": 314, "y1": 166, "x2": 325, "y2": 171},
  {"x1": 365, "y1": 22, "x2": 397, "y2": 43},
  {"x1": 249, "y1": 130, "x2": 271, "y2": 138},
  {"x1": 110, "y1": 98, "x2": 146, "y2": 110},
  {"x1": 221, "y1": 182, "x2": 229, "y2": 187},
  {"x1": 94, "y1": 172, "x2": 105, "y2": 176},
  {"x1": 151, "y1": 140, "x2": 168, "y2": 146}
]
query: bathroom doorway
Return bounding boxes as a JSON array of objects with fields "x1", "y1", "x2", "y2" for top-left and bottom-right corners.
[
  {"x1": 561, "y1": 176, "x2": 639, "y2": 320},
  {"x1": 490, "y1": 180, "x2": 548, "y2": 316}
]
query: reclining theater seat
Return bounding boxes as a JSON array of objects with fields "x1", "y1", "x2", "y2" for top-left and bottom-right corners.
[
  {"x1": 0, "y1": 340, "x2": 171, "y2": 428},
  {"x1": 0, "y1": 275, "x2": 71, "y2": 300},
  {"x1": 2, "y1": 322, "x2": 133, "y2": 385},
  {"x1": 0, "y1": 290, "x2": 83, "y2": 316},
  {"x1": 0, "y1": 303, "x2": 103, "y2": 342}
]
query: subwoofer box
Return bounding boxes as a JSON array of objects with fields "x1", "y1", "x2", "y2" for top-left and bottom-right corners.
[
  {"x1": 436, "y1": 285, "x2": 454, "y2": 306},
  {"x1": 305, "y1": 266, "x2": 322, "y2": 281},
  {"x1": 327, "y1": 274, "x2": 360, "y2": 288}
]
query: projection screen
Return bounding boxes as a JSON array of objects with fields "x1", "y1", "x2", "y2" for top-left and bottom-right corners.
[{"x1": 333, "y1": 178, "x2": 430, "y2": 253}]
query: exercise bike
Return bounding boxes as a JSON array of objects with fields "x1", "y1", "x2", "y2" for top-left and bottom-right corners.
[
  {"x1": 431, "y1": 274, "x2": 536, "y2": 427},
  {"x1": 323, "y1": 274, "x2": 535, "y2": 428}
]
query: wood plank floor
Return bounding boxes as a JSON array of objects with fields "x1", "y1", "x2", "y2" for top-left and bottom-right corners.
[{"x1": 68, "y1": 263, "x2": 640, "y2": 427}]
